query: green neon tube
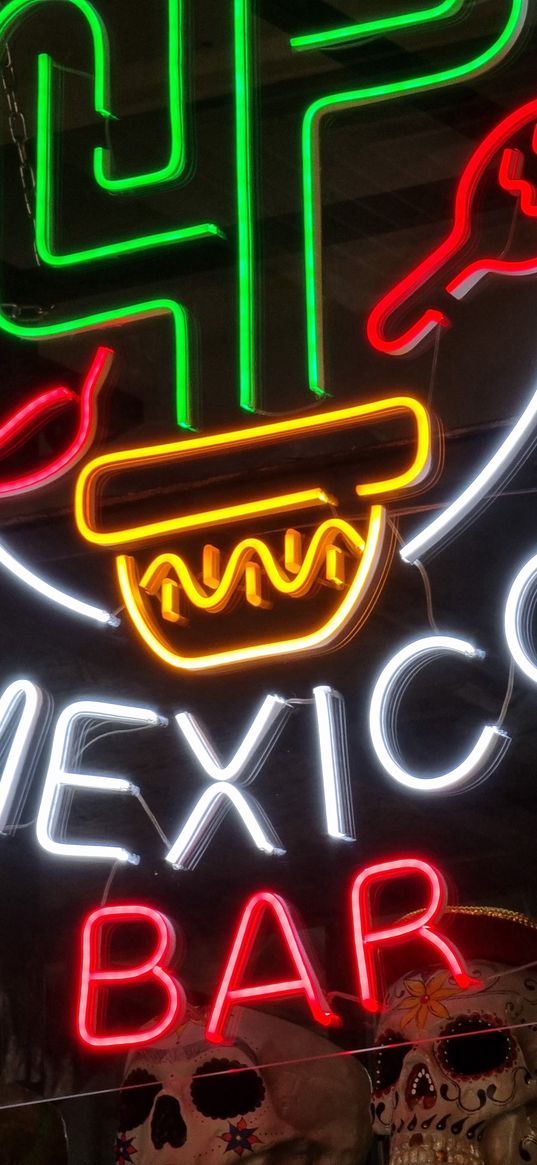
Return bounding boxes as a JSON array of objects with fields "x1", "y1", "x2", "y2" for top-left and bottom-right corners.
[
  {"x1": 290, "y1": 0, "x2": 462, "y2": 52},
  {"x1": 0, "y1": 299, "x2": 193, "y2": 429},
  {"x1": 234, "y1": 0, "x2": 257, "y2": 413},
  {"x1": 301, "y1": 0, "x2": 527, "y2": 396},
  {"x1": 35, "y1": 54, "x2": 223, "y2": 265},
  {"x1": 94, "y1": 0, "x2": 186, "y2": 191},
  {"x1": 0, "y1": 0, "x2": 226, "y2": 427},
  {"x1": 0, "y1": 0, "x2": 187, "y2": 191}
]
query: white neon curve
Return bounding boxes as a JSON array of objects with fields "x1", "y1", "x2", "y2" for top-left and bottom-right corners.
[
  {"x1": 401, "y1": 383, "x2": 537, "y2": 564},
  {"x1": 0, "y1": 540, "x2": 119, "y2": 626},
  {"x1": 505, "y1": 553, "x2": 537, "y2": 683},
  {"x1": 369, "y1": 636, "x2": 509, "y2": 792},
  {"x1": 36, "y1": 699, "x2": 164, "y2": 863}
]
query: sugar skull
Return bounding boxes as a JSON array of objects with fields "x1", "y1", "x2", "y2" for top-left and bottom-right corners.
[
  {"x1": 372, "y1": 909, "x2": 537, "y2": 1164},
  {"x1": 116, "y1": 1005, "x2": 372, "y2": 1163}
]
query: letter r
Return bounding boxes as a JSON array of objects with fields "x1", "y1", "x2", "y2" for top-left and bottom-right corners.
[{"x1": 351, "y1": 858, "x2": 482, "y2": 1012}]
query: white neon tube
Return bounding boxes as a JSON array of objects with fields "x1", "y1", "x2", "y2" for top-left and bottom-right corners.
[
  {"x1": 313, "y1": 686, "x2": 355, "y2": 841},
  {"x1": 0, "y1": 540, "x2": 119, "y2": 626},
  {"x1": 369, "y1": 636, "x2": 509, "y2": 792},
  {"x1": 166, "y1": 695, "x2": 290, "y2": 870},
  {"x1": 175, "y1": 696, "x2": 289, "y2": 784},
  {"x1": 166, "y1": 783, "x2": 285, "y2": 870},
  {"x1": 505, "y1": 552, "x2": 537, "y2": 683},
  {"x1": 0, "y1": 679, "x2": 44, "y2": 833},
  {"x1": 36, "y1": 700, "x2": 165, "y2": 862},
  {"x1": 401, "y1": 384, "x2": 537, "y2": 564}
]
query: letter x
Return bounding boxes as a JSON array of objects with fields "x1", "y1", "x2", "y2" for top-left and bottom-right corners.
[{"x1": 165, "y1": 695, "x2": 290, "y2": 870}]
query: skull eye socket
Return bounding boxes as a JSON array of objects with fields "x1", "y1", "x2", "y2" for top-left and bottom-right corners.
[
  {"x1": 373, "y1": 1030, "x2": 409, "y2": 1094},
  {"x1": 119, "y1": 1069, "x2": 163, "y2": 1131},
  {"x1": 190, "y1": 1058, "x2": 265, "y2": 1119},
  {"x1": 436, "y1": 1014, "x2": 516, "y2": 1079}
]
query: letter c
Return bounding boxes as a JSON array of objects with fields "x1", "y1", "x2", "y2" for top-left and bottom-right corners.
[{"x1": 369, "y1": 636, "x2": 509, "y2": 792}]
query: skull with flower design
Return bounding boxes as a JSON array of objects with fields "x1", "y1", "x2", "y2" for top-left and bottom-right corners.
[
  {"x1": 394, "y1": 972, "x2": 462, "y2": 1034},
  {"x1": 371, "y1": 909, "x2": 537, "y2": 1165}
]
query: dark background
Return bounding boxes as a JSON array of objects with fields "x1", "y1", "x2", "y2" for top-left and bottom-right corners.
[{"x1": 1, "y1": 0, "x2": 537, "y2": 1159}]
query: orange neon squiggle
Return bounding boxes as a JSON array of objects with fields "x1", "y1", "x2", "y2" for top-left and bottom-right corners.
[
  {"x1": 75, "y1": 397, "x2": 431, "y2": 547},
  {"x1": 141, "y1": 519, "x2": 366, "y2": 615},
  {"x1": 0, "y1": 345, "x2": 113, "y2": 497},
  {"x1": 115, "y1": 505, "x2": 386, "y2": 671},
  {"x1": 367, "y1": 96, "x2": 537, "y2": 355}
]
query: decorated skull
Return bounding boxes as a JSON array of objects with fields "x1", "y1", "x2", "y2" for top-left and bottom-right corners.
[
  {"x1": 116, "y1": 1005, "x2": 372, "y2": 1164},
  {"x1": 372, "y1": 909, "x2": 537, "y2": 1165}
]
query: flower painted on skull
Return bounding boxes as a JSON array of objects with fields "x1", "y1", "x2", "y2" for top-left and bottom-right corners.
[
  {"x1": 219, "y1": 1117, "x2": 262, "y2": 1156},
  {"x1": 174, "y1": 1003, "x2": 208, "y2": 1042},
  {"x1": 395, "y1": 972, "x2": 460, "y2": 1030}
]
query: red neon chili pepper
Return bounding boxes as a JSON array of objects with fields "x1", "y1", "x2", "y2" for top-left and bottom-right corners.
[
  {"x1": 366, "y1": 97, "x2": 537, "y2": 356},
  {"x1": 0, "y1": 345, "x2": 113, "y2": 497}
]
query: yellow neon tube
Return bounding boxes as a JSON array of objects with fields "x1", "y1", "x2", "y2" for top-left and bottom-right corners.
[
  {"x1": 76, "y1": 397, "x2": 431, "y2": 548},
  {"x1": 78, "y1": 488, "x2": 333, "y2": 549},
  {"x1": 140, "y1": 519, "x2": 366, "y2": 613},
  {"x1": 115, "y1": 506, "x2": 385, "y2": 672}
]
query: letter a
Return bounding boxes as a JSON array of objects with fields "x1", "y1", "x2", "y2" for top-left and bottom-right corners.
[
  {"x1": 78, "y1": 904, "x2": 185, "y2": 1049},
  {"x1": 351, "y1": 858, "x2": 482, "y2": 1013},
  {"x1": 206, "y1": 890, "x2": 339, "y2": 1044}
]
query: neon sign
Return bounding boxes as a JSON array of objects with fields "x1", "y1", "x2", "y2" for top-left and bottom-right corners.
[
  {"x1": 0, "y1": 345, "x2": 112, "y2": 496},
  {"x1": 0, "y1": 0, "x2": 525, "y2": 675},
  {"x1": 0, "y1": 0, "x2": 530, "y2": 682},
  {"x1": 205, "y1": 891, "x2": 340, "y2": 1045},
  {"x1": 0, "y1": 679, "x2": 46, "y2": 834},
  {"x1": 351, "y1": 860, "x2": 482, "y2": 1014},
  {"x1": 76, "y1": 861, "x2": 478, "y2": 1050},
  {"x1": 369, "y1": 637, "x2": 510, "y2": 792},
  {"x1": 75, "y1": 397, "x2": 432, "y2": 670},
  {"x1": 0, "y1": 575, "x2": 527, "y2": 869},
  {"x1": 367, "y1": 95, "x2": 537, "y2": 356},
  {"x1": 78, "y1": 904, "x2": 185, "y2": 1049},
  {"x1": 300, "y1": 0, "x2": 526, "y2": 395},
  {"x1": 0, "y1": 0, "x2": 536, "y2": 1088},
  {"x1": 165, "y1": 696, "x2": 289, "y2": 870},
  {"x1": 0, "y1": 652, "x2": 528, "y2": 1050},
  {"x1": 35, "y1": 700, "x2": 166, "y2": 864}
]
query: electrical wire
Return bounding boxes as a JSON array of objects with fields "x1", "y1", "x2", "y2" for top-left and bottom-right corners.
[{"x1": 3, "y1": 1009, "x2": 537, "y2": 1112}]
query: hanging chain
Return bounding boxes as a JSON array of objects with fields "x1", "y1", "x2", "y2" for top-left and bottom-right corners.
[
  {"x1": 2, "y1": 42, "x2": 36, "y2": 227},
  {"x1": 1, "y1": 41, "x2": 53, "y2": 320}
]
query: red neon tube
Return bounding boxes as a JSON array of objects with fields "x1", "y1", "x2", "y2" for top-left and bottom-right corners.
[
  {"x1": 0, "y1": 346, "x2": 113, "y2": 496},
  {"x1": 78, "y1": 904, "x2": 185, "y2": 1050},
  {"x1": 205, "y1": 890, "x2": 340, "y2": 1044},
  {"x1": 367, "y1": 98, "x2": 537, "y2": 355},
  {"x1": 351, "y1": 858, "x2": 481, "y2": 1012}
]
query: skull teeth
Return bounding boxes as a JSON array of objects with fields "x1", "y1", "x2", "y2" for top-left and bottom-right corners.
[{"x1": 389, "y1": 1133, "x2": 484, "y2": 1165}]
